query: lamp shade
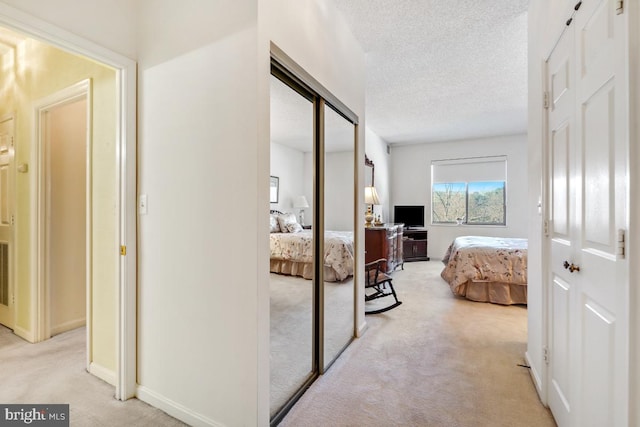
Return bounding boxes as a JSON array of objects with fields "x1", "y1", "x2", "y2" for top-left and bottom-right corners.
[
  {"x1": 364, "y1": 186, "x2": 381, "y2": 205},
  {"x1": 293, "y1": 195, "x2": 309, "y2": 209}
]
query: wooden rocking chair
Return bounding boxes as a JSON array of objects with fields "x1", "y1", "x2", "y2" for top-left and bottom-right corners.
[{"x1": 364, "y1": 258, "x2": 402, "y2": 314}]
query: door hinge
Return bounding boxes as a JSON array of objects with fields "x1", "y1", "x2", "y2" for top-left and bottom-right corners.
[
  {"x1": 543, "y1": 346, "x2": 550, "y2": 365},
  {"x1": 617, "y1": 229, "x2": 625, "y2": 259},
  {"x1": 120, "y1": 245, "x2": 127, "y2": 256},
  {"x1": 10, "y1": 215, "x2": 14, "y2": 226},
  {"x1": 543, "y1": 91, "x2": 550, "y2": 109},
  {"x1": 543, "y1": 220, "x2": 549, "y2": 237},
  {"x1": 616, "y1": 0, "x2": 624, "y2": 15}
]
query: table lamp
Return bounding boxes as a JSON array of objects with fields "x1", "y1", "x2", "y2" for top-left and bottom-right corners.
[{"x1": 364, "y1": 186, "x2": 380, "y2": 227}]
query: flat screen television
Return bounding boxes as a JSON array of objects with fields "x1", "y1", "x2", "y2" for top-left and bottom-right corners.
[{"x1": 394, "y1": 205, "x2": 425, "y2": 228}]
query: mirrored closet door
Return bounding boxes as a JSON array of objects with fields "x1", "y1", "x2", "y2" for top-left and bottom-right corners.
[
  {"x1": 269, "y1": 73, "x2": 315, "y2": 420},
  {"x1": 269, "y1": 56, "x2": 358, "y2": 425},
  {"x1": 322, "y1": 103, "x2": 355, "y2": 370}
]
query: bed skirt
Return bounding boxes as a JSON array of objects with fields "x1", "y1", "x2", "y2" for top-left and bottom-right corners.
[
  {"x1": 455, "y1": 280, "x2": 527, "y2": 305},
  {"x1": 270, "y1": 259, "x2": 343, "y2": 282}
]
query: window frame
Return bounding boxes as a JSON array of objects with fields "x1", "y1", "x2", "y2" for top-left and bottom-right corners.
[{"x1": 431, "y1": 156, "x2": 507, "y2": 226}]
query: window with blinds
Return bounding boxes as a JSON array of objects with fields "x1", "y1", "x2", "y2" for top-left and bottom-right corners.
[{"x1": 431, "y1": 156, "x2": 506, "y2": 225}]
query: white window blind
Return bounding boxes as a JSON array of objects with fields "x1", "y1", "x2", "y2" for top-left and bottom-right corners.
[{"x1": 431, "y1": 156, "x2": 507, "y2": 183}]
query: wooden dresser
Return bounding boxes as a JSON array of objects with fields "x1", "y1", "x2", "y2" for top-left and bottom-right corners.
[{"x1": 365, "y1": 224, "x2": 404, "y2": 273}]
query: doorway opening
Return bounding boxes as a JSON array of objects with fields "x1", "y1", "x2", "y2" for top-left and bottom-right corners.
[
  {"x1": 0, "y1": 13, "x2": 137, "y2": 400},
  {"x1": 35, "y1": 81, "x2": 90, "y2": 346}
]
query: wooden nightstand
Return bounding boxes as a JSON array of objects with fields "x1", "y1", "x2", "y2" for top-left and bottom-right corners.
[{"x1": 403, "y1": 228, "x2": 429, "y2": 261}]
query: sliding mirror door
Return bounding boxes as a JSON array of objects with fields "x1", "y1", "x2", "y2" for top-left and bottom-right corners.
[
  {"x1": 322, "y1": 103, "x2": 355, "y2": 370},
  {"x1": 269, "y1": 55, "x2": 358, "y2": 423},
  {"x1": 269, "y1": 74, "x2": 315, "y2": 418}
]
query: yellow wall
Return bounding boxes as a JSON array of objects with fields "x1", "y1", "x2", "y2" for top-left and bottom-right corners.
[{"x1": 0, "y1": 38, "x2": 117, "y2": 376}]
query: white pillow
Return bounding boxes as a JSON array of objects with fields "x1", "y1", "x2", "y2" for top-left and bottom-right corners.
[
  {"x1": 277, "y1": 212, "x2": 298, "y2": 233},
  {"x1": 269, "y1": 214, "x2": 281, "y2": 233},
  {"x1": 286, "y1": 222, "x2": 303, "y2": 233}
]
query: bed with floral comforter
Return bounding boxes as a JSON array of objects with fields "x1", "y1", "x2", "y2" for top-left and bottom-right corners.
[
  {"x1": 441, "y1": 236, "x2": 528, "y2": 305},
  {"x1": 270, "y1": 230, "x2": 354, "y2": 282}
]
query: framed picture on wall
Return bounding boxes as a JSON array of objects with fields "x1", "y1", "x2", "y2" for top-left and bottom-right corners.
[{"x1": 270, "y1": 176, "x2": 279, "y2": 203}]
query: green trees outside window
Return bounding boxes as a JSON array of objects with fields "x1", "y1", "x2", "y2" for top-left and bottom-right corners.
[{"x1": 432, "y1": 181, "x2": 505, "y2": 225}]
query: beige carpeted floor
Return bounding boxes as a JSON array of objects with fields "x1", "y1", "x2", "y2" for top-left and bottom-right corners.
[
  {"x1": 0, "y1": 325, "x2": 186, "y2": 426},
  {"x1": 0, "y1": 260, "x2": 555, "y2": 426},
  {"x1": 270, "y1": 273, "x2": 354, "y2": 416},
  {"x1": 280, "y1": 260, "x2": 557, "y2": 427}
]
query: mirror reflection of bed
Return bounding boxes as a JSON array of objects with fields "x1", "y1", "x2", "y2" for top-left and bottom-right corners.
[{"x1": 268, "y1": 73, "x2": 355, "y2": 418}]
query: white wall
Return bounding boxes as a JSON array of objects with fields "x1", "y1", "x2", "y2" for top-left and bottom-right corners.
[
  {"x1": 0, "y1": 0, "x2": 136, "y2": 59},
  {"x1": 365, "y1": 127, "x2": 391, "y2": 222},
  {"x1": 325, "y1": 151, "x2": 355, "y2": 231},
  {"x1": 137, "y1": 19, "x2": 261, "y2": 427},
  {"x1": 389, "y1": 134, "x2": 528, "y2": 259},
  {"x1": 270, "y1": 144, "x2": 354, "y2": 231},
  {"x1": 270, "y1": 142, "x2": 306, "y2": 215}
]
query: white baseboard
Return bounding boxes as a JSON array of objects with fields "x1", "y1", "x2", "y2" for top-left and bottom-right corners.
[
  {"x1": 50, "y1": 318, "x2": 86, "y2": 336},
  {"x1": 356, "y1": 321, "x2": 368, "y2": 337},
  {"x1": 136, "y1": 386, "x2": 225, "y2": 427},
  {"x1": 13, "y1": 325, "x2": 35, "y2": 343},
  {"x1": 89, "y1": 362, "x2": 116, "y2": 386},
  {"x1": 525, "y1": 351, "x2": 545, "y2": 403}
]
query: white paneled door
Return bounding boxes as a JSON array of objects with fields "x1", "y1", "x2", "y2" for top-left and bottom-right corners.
[
  {"x1": 0, "y1": 116, "x2": 14, "y2": 329},
  {"x1": 546, "y1": 1, "x2": 629, "y2": 426},
  {"x1": 547, "y1": 25, "x2": 574, "y2": 427}
]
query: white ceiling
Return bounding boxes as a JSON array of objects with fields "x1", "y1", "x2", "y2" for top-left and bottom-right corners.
[{"x1": 332, "y1": 0, "x2": 529, "y2": 145}]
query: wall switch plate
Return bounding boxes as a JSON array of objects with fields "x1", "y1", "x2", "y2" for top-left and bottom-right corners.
[{"x1": 139, "y1": 194, "x2": 148, "y2": 215}]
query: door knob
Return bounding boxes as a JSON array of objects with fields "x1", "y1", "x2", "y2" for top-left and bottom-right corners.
[{"x1": 563, "y1": 261, "x2": 580, "y2": 273}]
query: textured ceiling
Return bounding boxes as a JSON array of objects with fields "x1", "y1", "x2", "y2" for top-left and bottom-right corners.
[
  {"x1": 332, "y1": 0, "x2": 529, "y2": 145},
  {"x1": 271, "y1": 75, "x2": 355, "y2": 153},
  {"x1": 0, "y1": 5, "x2": 528, "y2": 148}
]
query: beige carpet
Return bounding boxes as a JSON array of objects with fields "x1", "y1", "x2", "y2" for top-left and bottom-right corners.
[
  {"x1": 280, "y1": 260, "x2": 556, "y2": 427},
  {"x1": 0, "y1": 325, "x2": 185, "y2": 426},
  {"x1": 0, "y1": 261, "x2": 555, "y2": 426},
  {"x1": 270, "y1": 273, "x2": 354, "y2": 417}
]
